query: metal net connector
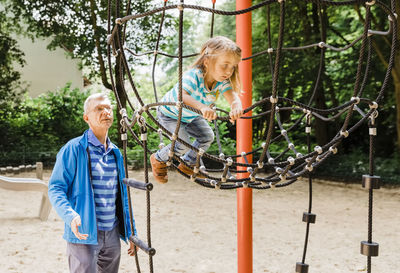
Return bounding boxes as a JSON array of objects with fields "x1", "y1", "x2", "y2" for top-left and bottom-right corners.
[
  {"x1": 329, "y1": 146, "x2": 338, "y2": 154},
  {"x1": 269, "y1": 182, "x2": 276, "y2": 189},
  {"x1": 267, "y1": 48, "x2": 274, "y2": 53},
  {"x1": 257, "y1": 161, "x2": 264, "y2": 169},
  {"x1": 226, "y1": 157, "x2": 233, "y2": 166},
  {"x1": 210, "y1": 180, "x2": 221, "y2": 189},
  {"x1": 268, "y1": 158, "x2": 275, "y2": 164},
  {"x1": 141, "y1": 105, "x2": 149, "y2": 112},
  {"x1": 193, "y1": 166, "x2": 199, "y2": 174},
  {"x1": 318, "y1": 41, "x2": 325, "y2": 48},
  {"x1": 158, "y1": 143, "x2": 165, "y2": 149},
  {"x1": 246, "y1": 167, "x2": 253, "y2": 173},
  {"x1": 306, "y1": 126, "x2": 311, "y2": 133},
  {"x1": 141, "y1": 133, "x2": 147, "y2": 141},
  {"x1": 120, "y1": 108, "x2": 128, "y2": 118},
  {"x1": 296, "y1": 152, "x2": 302, "y2": 158},
  {"x1": 219, "y1": 153, "x2": 225, "y2": 159},
  {"x1": 115, "y1": 18, "x2": 122, "y2": 25},
  {"x1": 261, "y1": 142, "x2": 266, "y2": 149},
  {"x1": 351, "y1": 96, "x2": 360, "y2": 104},
  {"x1": 250, "y1": 175, "x2": 256, "y2": 182},
  {"x1": 314, "y1": 146, "x2": 323, "y2": 154},
  {"x1": 190, "y1": 175, "x2": 195, "y2": 182},
  {"x1": 275, "y1": 167, "x2": 283, "y2": 174},
  {"x1": 275, "y1": 106, "x2": 280, "y2": 112},
  {"x1": 369, "y1": 101, "x2": 378, "y2": 109},
  {"x1": 153, "y1": 50, "x2": 158, "y2": 56},
  {"x1": 241, "y1": 151, "x2": 246, "y2": 157},
  {"x1": 269, "y1": 96, "x2": 278, "y2": 104},
  {"x1": 177, "y1": 4, "x2": 184, "y2": 11},
  {"x1": 171, "y1": 133, "x2": 177, "y2": 141},
  {"x1": 168, "y1": 151, "x2": 174, "y2": 158},
  {"x1": 198, "y1": 148, "x2": 205, "y2": 156},
  {"x1": 121, "y1": 133, "x2": 128, "y2": 141},
  {"x1": 166, "y1": 161, "x2": 172, "y2": 167},
  {"x1": 221, "y1": 177, "x2": 227, "y2": 183},
  {"x1": 281, "y1": 129, "x2": 287, "y2": 136},
  {"x1": 369, "y1": 127, "x2": 377, "y2": 136},
  {"x1": 288, "y1": 156, "x2": 295, "y2": 165},
  {"x1": 242, "y1": 181, "x2": 249, "y2": 188},
  {"x1": 277, "y1": 0, "x2": 285, "y2": 3},
  {"x1": 366, "y1": 0, "x2": 376, "y2": 6},
  {"x1": 316, "y1": 156, "x2": 322, "y2": 162},
  {"x1": 175, "y1": 101, "x2": 183, "y2": 108},
  {"x1": 340, "y1": 130, "x2": 349, "y2": 138},
  {"x1": 279, "y1": 174, "x2": 286, "y2": 181},
  {"x1": 288, "y1": 143, "x2": 295, "y2": 149},
  {"x1": 157, "y1": 128, "x2": 163, "y2": 134},
  {"x1": 389, "y1": 13, "x2": 398, "y2": 22},
  {"x1": 305, "y1": 165, "x2": 313, "y2": 172}
]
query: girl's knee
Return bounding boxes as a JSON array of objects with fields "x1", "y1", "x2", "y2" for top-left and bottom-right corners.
[{"x1": 203, "y1": 129, "x2": 215, "y2": 144}]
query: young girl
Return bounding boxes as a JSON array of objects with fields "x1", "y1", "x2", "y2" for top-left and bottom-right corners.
[{"x1": 151, "y1": 36, "x2": 243, "y2": 183}]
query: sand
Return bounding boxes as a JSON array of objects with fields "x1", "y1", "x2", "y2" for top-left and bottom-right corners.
[{"x1": 0, "y1": 169, "x2": 399, "y2": 273}]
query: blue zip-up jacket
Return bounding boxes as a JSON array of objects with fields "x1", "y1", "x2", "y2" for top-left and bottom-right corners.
[{"x1": 48, "y1": 130, "x2": 136, "y2": 244}]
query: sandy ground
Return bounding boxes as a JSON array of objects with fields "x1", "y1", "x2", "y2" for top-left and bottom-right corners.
[{"x1": 0, "y1": 169, "x2": 399, "y2": 273}]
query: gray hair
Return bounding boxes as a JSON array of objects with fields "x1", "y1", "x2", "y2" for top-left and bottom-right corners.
[{"x1": 83, "y1": 93, "x2": 110, "y2": 114}]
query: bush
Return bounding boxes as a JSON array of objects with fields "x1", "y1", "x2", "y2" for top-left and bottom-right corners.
[
  {"x1": 0, "y1": 83, "x2": 89, "y2": 166},
  {"x1": 314, "y1": 149, "x2": 400, "y2": 186}
]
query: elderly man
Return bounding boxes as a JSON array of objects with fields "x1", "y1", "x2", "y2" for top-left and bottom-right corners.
[{"x1": 48, "y1": 93, "x2": 136, "y2": 273}]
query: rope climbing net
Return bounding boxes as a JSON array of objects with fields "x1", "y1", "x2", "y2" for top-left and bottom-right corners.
[{"x1": 105, "y1": 0, "x2": 397, "y2": 272}]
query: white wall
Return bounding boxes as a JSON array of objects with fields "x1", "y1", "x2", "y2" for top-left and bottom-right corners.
[{"x1": 16, "y1": 36, "x2": 83, "y2": 97}]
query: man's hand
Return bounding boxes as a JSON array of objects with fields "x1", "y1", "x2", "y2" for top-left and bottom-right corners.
[
  {"x1": 200, "y1": 105, "x2": 217, "y2": 122},
  {"x1": 127, "y1": 241, "x2": 138, "y2": 256},
  {"x1": 70, "y1": 215, "x2": 88, "y2": 240}
]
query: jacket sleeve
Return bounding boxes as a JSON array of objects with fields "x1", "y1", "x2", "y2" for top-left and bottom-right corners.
[{"x1": 48, "y1": 143, "x2": 79, "y2": 226}]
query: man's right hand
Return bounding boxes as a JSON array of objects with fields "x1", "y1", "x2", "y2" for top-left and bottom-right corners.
[{"x1": 71, "y1": 215, "x2": 89, "y2": 240}]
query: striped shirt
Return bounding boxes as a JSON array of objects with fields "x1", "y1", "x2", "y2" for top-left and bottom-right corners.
[
  {"x1": 88, "y1": 129, "x2": 118, "y2": 231},
  {"x1": 159, "y1": 67, "x2": 232, "y2": 123}
]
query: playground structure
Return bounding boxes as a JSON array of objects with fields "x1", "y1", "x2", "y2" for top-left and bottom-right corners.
[
  {"x1": 0, "y1": 162, "x2": 51, "y2": 221},
  {"x1": 105, "y1": 0, "x2": 397, "y2": 273}
]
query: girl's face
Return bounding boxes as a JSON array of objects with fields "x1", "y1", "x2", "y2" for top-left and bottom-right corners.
[{"x1": 205, "y1": 52, "x2": 240, "y2": 83}]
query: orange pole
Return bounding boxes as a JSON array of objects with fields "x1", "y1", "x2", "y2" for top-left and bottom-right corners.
[{"x1": 236, "y1": 1, "x2": 252, "y2": 273}]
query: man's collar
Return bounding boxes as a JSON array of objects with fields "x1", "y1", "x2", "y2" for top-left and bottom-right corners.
[{"x1": 88, "y1": 128, "x2": 110, "y2": 148}]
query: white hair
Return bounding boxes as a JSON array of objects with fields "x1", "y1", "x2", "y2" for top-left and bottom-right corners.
[{"x1": 83, "y1": 93, "x2": 110, "y2": 114}]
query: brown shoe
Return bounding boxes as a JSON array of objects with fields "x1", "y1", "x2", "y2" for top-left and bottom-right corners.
[
  {"x1": 150, "y1": 154, "x2": 168, "y2": 183},
  {"x1": 178, "y1": 163, "x2": 207, "y2": 178}
]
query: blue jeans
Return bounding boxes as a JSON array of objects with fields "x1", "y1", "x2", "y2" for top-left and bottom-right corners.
[{"x1": 155, "y1": 110, "x2": 214, "y2": 165}]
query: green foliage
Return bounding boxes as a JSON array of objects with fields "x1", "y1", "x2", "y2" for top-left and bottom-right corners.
[
  {"x1": 0, "y1": 84, "x2": 89, "y2": 166},
  {"x1": 0, "y1": 6, "x2": 27, "y2": 106},
  {"x1": 315, "y1": 148, "x2": 400, "y2": 185}
]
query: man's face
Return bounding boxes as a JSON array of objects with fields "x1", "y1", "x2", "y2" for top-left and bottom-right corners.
[{"x1": 83, "y1": 98, "x2": 114, "y2": 131}]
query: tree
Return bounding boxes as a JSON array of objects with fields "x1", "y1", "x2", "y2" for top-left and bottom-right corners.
[
  {"x1": 0, "y1": 6, "x2": 26, "y2": 106},
  {"x1": 5, "y1": 0, "x2": 170, "y2": 143}
]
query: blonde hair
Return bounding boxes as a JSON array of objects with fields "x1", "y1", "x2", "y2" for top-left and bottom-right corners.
[{"x1": 193, "y1": 36, "x2": 242, "y2": 93}]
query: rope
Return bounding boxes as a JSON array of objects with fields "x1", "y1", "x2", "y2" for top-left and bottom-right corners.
[{"x1": 104, "y1": 0, "x2": 397, "y2": 271}]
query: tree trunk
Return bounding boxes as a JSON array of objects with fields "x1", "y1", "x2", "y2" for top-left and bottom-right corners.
[
  {"x1": 115, "y1": 56, "x2": 127, "y2": 149},
  {"x1": 395, "y1": 3, "x2": 400, "y2": 152}
]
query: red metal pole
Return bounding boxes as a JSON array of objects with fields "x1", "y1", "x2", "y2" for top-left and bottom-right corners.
[{"x1": 236, "y1": 0, "x2": 252, "y2": 272}]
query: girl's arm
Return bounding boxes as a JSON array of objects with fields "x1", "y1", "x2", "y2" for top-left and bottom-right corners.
[
  {"x1": 182, "y1": 89, "x2": 217, "y2": 121},
  {"x1": 223, "y1": 90, "x2": 243, "y2": 122}
]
